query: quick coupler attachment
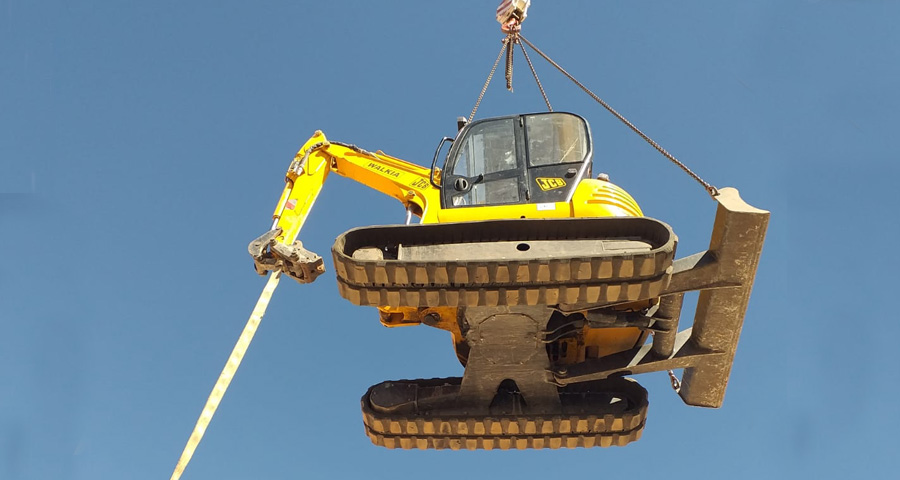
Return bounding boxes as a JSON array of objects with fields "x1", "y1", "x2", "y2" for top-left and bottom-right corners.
[{"x1": 248, "y1": 228, "x2": 325, "y2": 284}]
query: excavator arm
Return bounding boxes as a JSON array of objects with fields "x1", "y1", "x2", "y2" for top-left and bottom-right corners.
[{"x1": 248, "y1": 130, "x2": 442, "y2": 283}]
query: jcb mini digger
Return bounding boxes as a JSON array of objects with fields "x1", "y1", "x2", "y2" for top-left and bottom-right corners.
[
  {"x1": 248, "y1": 111, "x2": 769, "y2": 450},
  {"x1": 169, "y1": 6, "x2": 768, "y2": 474}
]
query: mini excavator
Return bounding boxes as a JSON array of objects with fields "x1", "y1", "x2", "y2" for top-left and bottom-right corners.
[
  {"x1": 244, "y1": 1, "x2": 768, "y2": 452},
  {"x1": 248, "y1": 110, "x2": 767, "y2": 450},
  {"x1": 174, "y1": 3, "x2": 767, "y2": 468}
]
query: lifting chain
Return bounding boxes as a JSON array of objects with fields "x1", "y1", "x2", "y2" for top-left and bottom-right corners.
[
  {"x1": 518, "y1": 35, "x2": 718, "y2": 199},
  {"x1": 505, "y1": 34, "x2": 515, "y2": 91},
  {"x1": 469, "y1": 22, "x2": 720, "y2": 200},
  {"x1": 469, "y1": 41, "x2": 507, "y2": 123},
  {"x1": 518, "y1": 39, "x2": 552, "y2": 112},
  {"x1": 470, "y1": 30, "x2": 553, "y2": 122}
]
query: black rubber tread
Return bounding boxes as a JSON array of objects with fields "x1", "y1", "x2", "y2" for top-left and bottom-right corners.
[
  {"x1": 336, "y1": 278, "x2": 669, "y2": 308},
  {"x1": 360, "y1": 377, "x2": 648, "y2": 450},
  {"x1": 332, "y1": 218, "x2": 676, "y2": 308}
]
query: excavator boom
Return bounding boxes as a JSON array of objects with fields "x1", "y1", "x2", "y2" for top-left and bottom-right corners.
[
  {"x1": 272, "y1": 132, "x2": 438, "y2": 244},
  {"x1": 249, "y1": 131, "x2": 442, "y2": 282}
]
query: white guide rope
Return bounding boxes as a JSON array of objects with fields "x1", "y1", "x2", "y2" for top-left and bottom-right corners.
[{"x1": 170, "y1": 271, "x2": 282, "y2": 480}]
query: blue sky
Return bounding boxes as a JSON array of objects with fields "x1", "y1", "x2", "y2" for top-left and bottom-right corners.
[{"x1": 2, "y1": 1, "x2": 899, "y2": 479}]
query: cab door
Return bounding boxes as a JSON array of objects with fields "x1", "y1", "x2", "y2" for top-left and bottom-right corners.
[
  {"x1": 437, "y1": 112, "x2": 592, "y2": 222},
  {"x1": 441, "y1": 116, "x2": 525, "y2": 209},
  {"x1": 522, "y1": 113, "x2": 591, "y2": 204}
]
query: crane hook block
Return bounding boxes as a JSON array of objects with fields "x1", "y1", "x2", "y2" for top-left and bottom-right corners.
[{"x1": 496, "y1": 0, "x2": 530, "y2": 33}]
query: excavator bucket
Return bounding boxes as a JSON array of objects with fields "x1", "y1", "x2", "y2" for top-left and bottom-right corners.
[{"x1": 330, "y1": 187, "x2": 767, "y2": 449}]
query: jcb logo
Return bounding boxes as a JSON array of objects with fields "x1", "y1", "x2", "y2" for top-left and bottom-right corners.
[
  {"x1": 409, "y1": 178, "x2": 429, "y2": 189},
  {"x1": 536, "y1": 177, "x2": 567, "y2": 191}
]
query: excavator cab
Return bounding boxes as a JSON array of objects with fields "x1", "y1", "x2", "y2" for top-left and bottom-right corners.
[{"x1": 442, "y1": 112, "x2": 591, "y2": 208}]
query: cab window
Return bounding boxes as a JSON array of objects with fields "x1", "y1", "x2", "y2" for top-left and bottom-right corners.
[
  {"x1": 450, "y1": 118, "x2": 519, "y2": 206},
  {"x1": 451, "y1": 118, "x2": 517, "y2": 176},
  {"x1": 525, "y1": 114, "x2": 587, "y2": 166}
]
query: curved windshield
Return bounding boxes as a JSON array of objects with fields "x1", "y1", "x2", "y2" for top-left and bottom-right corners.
[{"x1": 525, "y1": 114, "x2": 588, "y2": 166}]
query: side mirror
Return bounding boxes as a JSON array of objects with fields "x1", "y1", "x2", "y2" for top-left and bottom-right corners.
[{"x1": 431, "y1": 136, "x2": 453, "y2": 188}]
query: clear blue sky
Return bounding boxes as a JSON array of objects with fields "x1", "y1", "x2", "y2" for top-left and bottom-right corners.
[{"x1": 2, "y1": 1, "x2": 899, "y2": 479}]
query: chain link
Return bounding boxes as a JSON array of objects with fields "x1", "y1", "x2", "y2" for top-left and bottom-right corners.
[
  {"x1": 505, "y1": 35, "x2": 515, "y2": 91},
  {"x1": 518, "y1": 35, "x2": 719, "y2": 199},
  {"x1": 518, "y1": 39, "x2": 552, "y2": 112},
  {"x1": 667, "y1": 370, "x2": 682, "y2": 393},
  {"x1": 469, "y1": 40, "x2": 508, "y2": 123}
]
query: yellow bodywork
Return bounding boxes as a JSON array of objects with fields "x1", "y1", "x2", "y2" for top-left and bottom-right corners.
[{"x1": 270, "y1": 131, "x2": 648, "y2": 365}]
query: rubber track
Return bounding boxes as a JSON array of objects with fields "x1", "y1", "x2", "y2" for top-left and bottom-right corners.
[
  {"x1": 333, "y1": 218, "x2": 676, "y2": 308},
  {"x1": 361, "y1": 378, "x2": 648, "y2": 450}
]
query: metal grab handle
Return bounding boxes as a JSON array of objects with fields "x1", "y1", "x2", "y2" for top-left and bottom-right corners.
[{"x1": 431, "y1": 136, "x2": 454, "y2": 188}]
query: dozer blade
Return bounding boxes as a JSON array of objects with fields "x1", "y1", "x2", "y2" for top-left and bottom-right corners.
[
  {"x1": 669, "y1": 187, "x2": 769, "y2": 407},
  {"x1": 331, "y1": 217, "x2": 676, "y2": 308},
  {"x1": 362, "y1": 377, "x2": 647, "y2": 450},
  {"x1": 547, "y1": 188, "x2": 769, "y2": 409}
]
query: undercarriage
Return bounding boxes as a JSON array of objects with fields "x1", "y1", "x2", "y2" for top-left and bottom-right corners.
[{"x1": 331, "y1": 188, "x2": 767, "y2": 449}]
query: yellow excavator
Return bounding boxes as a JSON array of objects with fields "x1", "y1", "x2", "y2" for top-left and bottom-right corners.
[
  {"x1": 168, "y1": 5, "x2": 767, "y2": 470},
  {"x1": 248, "y1": 109, "x2": 768, "y2": 450}
]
